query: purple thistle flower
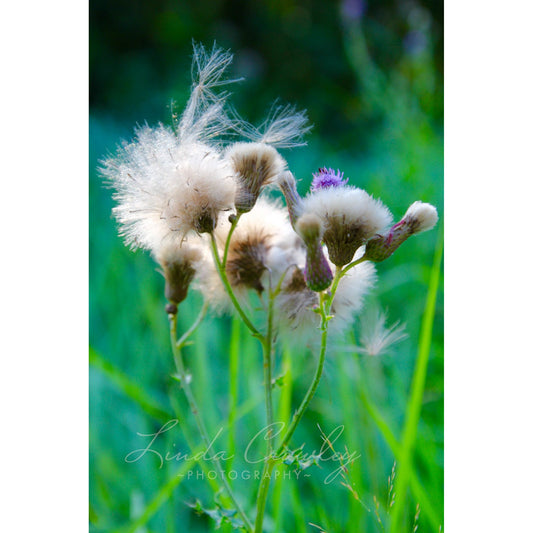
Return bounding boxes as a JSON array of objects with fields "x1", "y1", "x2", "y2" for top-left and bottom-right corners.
[{"x1": 311, "y1": 167, "x2": 348, "y2": 191}]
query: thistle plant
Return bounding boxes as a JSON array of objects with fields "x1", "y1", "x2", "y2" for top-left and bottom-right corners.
[{"x1": 100, "y1": 43, "x2": 438, "y2": 532}]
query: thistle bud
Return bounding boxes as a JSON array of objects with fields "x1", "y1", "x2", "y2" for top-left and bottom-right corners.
[
  {"x1": 226, "y1": 142, "x2": 286, "y2": 214},
  {"x1": 156, "y1": 244, "x2": 202, "y2": 305},
  {"x1": 364, "y1": 201, "x2": 438, "y2": 262},
  {"x1": 218, "y1": 198, "x2": 291, "y2": 296},
  {"x1": 296, "y1": 213, "x2": 333, "y2": 292}
]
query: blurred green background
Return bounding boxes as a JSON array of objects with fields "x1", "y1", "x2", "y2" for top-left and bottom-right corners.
[{"x1": 90, "y1": 1, "x2": 443, "y2": 532}]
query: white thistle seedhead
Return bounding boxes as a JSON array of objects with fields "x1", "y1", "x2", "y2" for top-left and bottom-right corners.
[
  {"x1": 225, "y1": 142, "x2": 286, "y2": 213},
  {"x1": 101, "y1": 125, "x2": 236, "y2": 251},
  {"x1": 402, "y1": 201, "x2": 438, "y2": 234},
  {"x1": 155, "y1": 241, "x2": 205, "y2": 305},
  {"x1": 276, "y1": 267, "x2": 320, "y2": 338},
  {"x1": 329, "y1": 251, "x2": 377, "y2": 332},
  {"x1": 162, "y1": 143, "x2": 236, "y2": 235},
  {"x1": 302, "y1": 186, "x2": 392, "y2": 267},
  {"x1": 200, "y1": 198, "x2": 295, "y2": 307}
]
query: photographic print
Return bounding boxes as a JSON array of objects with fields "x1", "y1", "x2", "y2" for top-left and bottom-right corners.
[{"x1": 89, "y1": 2, "x2": 443, "y2": 531}]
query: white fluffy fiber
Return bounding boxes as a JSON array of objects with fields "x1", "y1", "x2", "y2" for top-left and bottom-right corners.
[
  {"x1": 101, "y1": 128, "x2": 235, "y2": 252},
  {"x1": 330, "y1": 261, "x2": 377, "y2": 333},
  {"x1": 403, "y1": 201, "x2": 439, "y2": 233},
  {"x1": 197, "y1": 198, "x2": 299, "y2": 312},
  {"x1": 101, "y1": 43, "x2": 244, "y2": 254},
  {"x1": 276, "y1": 247, "x2": 376, "y2": 340}
]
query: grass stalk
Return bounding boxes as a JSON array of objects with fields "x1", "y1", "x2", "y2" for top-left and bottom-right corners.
[{"x1": 389, "y1": 233, "x2": 443, "y2": 532}]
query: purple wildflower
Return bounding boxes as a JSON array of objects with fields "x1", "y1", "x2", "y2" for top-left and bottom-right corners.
[{"x1": 311, "y1": 167, "x2": 348, "y2": 191}]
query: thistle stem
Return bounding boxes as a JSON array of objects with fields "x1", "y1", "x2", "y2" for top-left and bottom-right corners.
[
  {"x1": 343, "y1": 256, "x2": 366, "y2": 272},
  {"x1": 262, "y1": 287, "x2": 275, "y2": 453},
  {"x1": 254, "y1": 280, "x2": 338, "y2": 533},
  {"x1": 169, "y1": 312, "x2": 253, "y2": 532},
  {"x1": 276, "y1": 288, "x2": 332, "y2": 453},
  {"x1": 222, "y1": 213, "x2": 242, "y2": 268},
  {"x1": 209, "y1": 233, "x2": 262, "y2": 339},
  {"x1": 253, "y1": 288, "x2": 276, "y2": 533},
  {"x1": 176, "y1": 299, "x2": 209, "y2": 349},
  {"x1": 253, "y1": 459, "x2": 276, "y2": 533}
]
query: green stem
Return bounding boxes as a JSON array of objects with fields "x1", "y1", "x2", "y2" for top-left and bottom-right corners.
[
  {"x1": 277, "y1": 290, "x2": 330, "y2": 453},
  {"x1": 227, "y1": 316, "x2": 241, "y2": 473},
  {"x1": 254, "y1": 280, "x2": 337, "y2": 532},
  {"x1": 169, "y1": 312, "x2": 253, "y2": 532},
  {"x1": 222, "y1": 213, "x2": 242, "y2": 267},
  {"x1": 176, "y1": 299, "x2": 209, "y2": 349},
  {"x1": 263, "y1": 285, "x2": 276, "y2": 450},
  {"x1": 253, "y1": 460, "x2": 276, "y2": 533},
  {"x1": 209, "y1": 233, "x2": 262, "y2": 339},
  {"x1": 253, "y1": 284, "x2": 276, "y2": 532},
  {"x1": 340, "y1": 256, "x2": 367, "y2": 277}
]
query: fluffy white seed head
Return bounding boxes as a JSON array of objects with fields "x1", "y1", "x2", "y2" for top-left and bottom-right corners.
[
  {"x1": 197, "y1": 198, "x2": 297, "y2": 311},
  {"x1": 155, "y1": 240, "x2": 205, "y2": 304},
  {"x1": 101, "y1": 126, "x2": 236, "y2": 251},
  {"x1": 276, "y1": 267, "x2": 320, "y2": 339},
  {"x1": 225, "y1": 142, "x2": 286, "y2": 212},
  {"x1": 301, "y1": 186, "x2": 392, "y2": 266},
  {"x1": 402, "y1": 201, "x2": 439, "y2": 234},
  {"x1": 302, "y1": 186, "x2": 392, "y2": 238}
]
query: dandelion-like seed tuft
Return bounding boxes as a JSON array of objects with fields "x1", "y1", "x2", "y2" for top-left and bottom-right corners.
[
  {"x1": 226, "y1": 142, "x2": 286, "y2": 213},
  {"x1": 156, "y1": 242, "x2": 204, "y2": 307},
  {"x1": 302, "y1": 185, "x2": 392, "y2": 267}
]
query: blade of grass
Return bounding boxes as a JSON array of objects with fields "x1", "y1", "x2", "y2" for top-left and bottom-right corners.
[
  {"x1": 358, "y1": 382, "x2": 442, "y2": 531},
  {"x1": 89, "y1": 346, "x2": 172, "y2": 423},
  {"x1": 389, "y1": 232, "x2": 443, "y2": 533},
  {"x1": 113, "y1": 449, "x2": 202, "y2": 533},
  {"x1": 290, "y1": 477, "x2": 307, "y2": 533},
  {"x1": 337, "y1": 338, "x2": 366, "y2": 528}
]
